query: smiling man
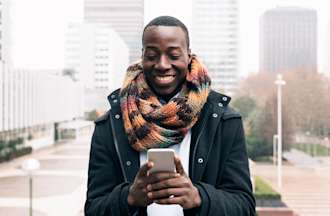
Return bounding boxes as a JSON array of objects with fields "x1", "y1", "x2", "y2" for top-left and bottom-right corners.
[
  {"x1": 142, "y1": 23, "x2": 191, "y2": 101},
  {"x1": 85, "y1": 16, "x2": 256, "y2": 216}
]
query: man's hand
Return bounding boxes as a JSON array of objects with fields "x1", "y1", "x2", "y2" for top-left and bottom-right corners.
[
  {"x1": 147, "y1": 156, "x2": 202, "y2": 209},
  {"x1": 127, "y1": 162, "x2": 154, "y2": 207}
]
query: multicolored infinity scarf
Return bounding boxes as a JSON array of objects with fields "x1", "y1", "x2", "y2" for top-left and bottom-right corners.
[{"x1": 119, "y1": 55, "x2": 211, "y2": 151}]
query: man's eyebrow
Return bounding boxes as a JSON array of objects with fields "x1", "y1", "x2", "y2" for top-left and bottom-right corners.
[
  {"x1": 167, "y1": 47, "x2": 183, "y2": 52},
  {"x1": 144, "y1": 46, "x2": 158, "y2": 50},
  {"x1": 144, "y1": 46, "x2": 183, "y2": 52}
]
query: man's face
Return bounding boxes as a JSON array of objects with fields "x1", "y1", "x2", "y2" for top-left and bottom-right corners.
[{"x1": 142, "y1": 26, "x2": 191, "y2": 99}]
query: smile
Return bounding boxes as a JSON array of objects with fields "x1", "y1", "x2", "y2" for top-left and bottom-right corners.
[{"x1": 154, "y1": 75, "x2": 176, "y2": 85}]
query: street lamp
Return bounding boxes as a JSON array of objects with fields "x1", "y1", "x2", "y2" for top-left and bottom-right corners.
[
  {"x1": 275, "y1": 74, "x2": 286, "y2": 190},
  {"x1": 273, "y1": 134, "x2": 278, "y2": 165},
  {"x1": 21, "y1": 158, "x2": 40, "y2": 216}
]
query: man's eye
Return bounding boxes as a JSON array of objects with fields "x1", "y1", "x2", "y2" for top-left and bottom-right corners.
[
  {"x1": 144, "y1": 54, "x2": 157, "y2": 60},
  {"x1": 169, "y1": 54, "x2": 181, "y2": 60}
]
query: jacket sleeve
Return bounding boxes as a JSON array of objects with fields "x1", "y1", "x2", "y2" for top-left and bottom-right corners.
[
  {"x1": 84, "y1": 123, "x2": 133, "y2": 216},
  {"x1": 194, "y1": 118, "x2": 256, "y2": 216}
]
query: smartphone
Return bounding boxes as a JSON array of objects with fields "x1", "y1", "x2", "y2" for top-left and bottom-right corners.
[{"x1": 147, "y1": 148, "x2": 176, "y2": 174}]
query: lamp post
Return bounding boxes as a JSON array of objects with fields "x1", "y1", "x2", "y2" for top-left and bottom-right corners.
[
  {"x1": 275, "y1": 74, "x2": 285, "y2": 190},
  {"x1": 273, "y1": 134, "x2": 278, "y2": 165},
  {"x1": 21, "y1": 158, "x2": 40, "y2": 216}
]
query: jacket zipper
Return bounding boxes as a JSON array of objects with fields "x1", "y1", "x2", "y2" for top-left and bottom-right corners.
[{"x1": 109, "y1": 110, "x2": 128, "y2": 182}]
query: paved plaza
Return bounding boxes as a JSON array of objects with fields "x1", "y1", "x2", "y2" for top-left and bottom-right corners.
[
  {"x1": 255, "y1": 163, "x2": 330, "y2": 216},
  {"x1": 1, "y1": 135, "x2": 330, "y2": 216},
  {"x1": 0, "y1": 137, "x2": 91, "y2": 216}
]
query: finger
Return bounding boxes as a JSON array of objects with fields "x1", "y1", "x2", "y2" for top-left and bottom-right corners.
[
  {"x1": 147, "y1": 188, "x2": 186, "y2": 200},
  {"x1": 174, "y1": 155, "x2": 185, "y2": 175},
  {"x1": 154, "y1": 196, "x2": 184, "y2": 206},
  {"x1": 137, "y1": 161, "x2": 154, "y2": 178},
  {"x1": 147, "y1": 172, "x2": 180, "y2": 185},
  {"x1": 148, "y1": 176, "x2": 190, "y2": 191}
]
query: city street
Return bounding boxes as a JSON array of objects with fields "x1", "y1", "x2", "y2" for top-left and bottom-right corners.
[{"x1": 0, "y1": 136, "x2": 91, "y2": 216}]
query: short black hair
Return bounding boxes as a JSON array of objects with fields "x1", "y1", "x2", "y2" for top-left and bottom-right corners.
[{"x1": 142, "y1": 16, "x2": 190, "y2": 49}]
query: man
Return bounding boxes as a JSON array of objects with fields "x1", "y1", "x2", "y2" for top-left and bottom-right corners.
[{"x1": 85, "y1": 16, "x2": 256, "y2": 216}]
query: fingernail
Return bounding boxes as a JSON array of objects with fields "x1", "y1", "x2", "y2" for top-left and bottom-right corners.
[
  {"x1": 147, "y1": 192, "x2": 152, "y2": 198},
  {"x1": 147, "y1": 184, "x2": 152, "y2": 191},
  {"x1": 175, "y1": 173, "x2": 180, "y2": 177}
]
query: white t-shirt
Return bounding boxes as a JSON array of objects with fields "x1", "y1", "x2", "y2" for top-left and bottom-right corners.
[{"x1": 139, "y1": 131, "x2": 191, "y2": 216}]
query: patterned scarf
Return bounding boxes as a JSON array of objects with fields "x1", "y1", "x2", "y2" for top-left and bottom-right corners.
[{"x1": 120, "y1": 55, "x2": 211, "y2": 152}]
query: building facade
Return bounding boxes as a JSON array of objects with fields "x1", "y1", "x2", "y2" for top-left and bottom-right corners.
[
  {"x1": 0, "y1": 0, "x2": 84, "y2": 149},
  {"x1": 65, "y1": 23, "x2": 129, "y2": 111},
  {"x1": 192, "y1": 0, "x2": 239, "y2": 95},
  {"x1": 326, "y1": 22, "x2": 330, "y2": 76},
  {"x1": 84, "y1": 0, "x2": 144, "y2": 63},
  {"x1": 0, "y1": 66, "x2": 84, "y2": 147},
  {"x1": 0, "y1": 0, "x2": 11, "y2": 63},
  {"x1": 260, "y1": 7, "x2": 317, "y2": 73}
]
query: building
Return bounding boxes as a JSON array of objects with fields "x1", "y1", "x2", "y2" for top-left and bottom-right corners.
[
  {"x1": 0, "y1": 67, "x2": 84, "y2": 148},
  {"x1": 0, "y1": 0, "x2": 12, "y2": 134},
  {"x1": 0, "y1": 0, "x2": 11, "y2": 63},
  {"x1": 260, "y1": 7, "x2": 317, "y2": 73},
  {"x1": 0, "y1": 0, "x2": 85, "y2": 150},
  {"x1": 326, "y1": 21, "x2": 330, "y2": 76},
  {"x1": 84, "y1": 0, "x2": 144, "y2": 63},
  {"x1": 65, "y1": 23, "x2": 129, "y2": 111},
  {"x1": 192, "y1": 0, "x2": 239, "y2": 95}
]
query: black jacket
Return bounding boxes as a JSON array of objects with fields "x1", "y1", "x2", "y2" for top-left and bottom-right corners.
[{"x1": 85, "y1": 89, "x2": 256, "y2": 216}]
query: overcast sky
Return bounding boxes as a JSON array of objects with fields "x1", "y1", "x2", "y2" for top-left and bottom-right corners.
[{"x1": 9, "y1": 0, "x2": 330, "y2": 75}]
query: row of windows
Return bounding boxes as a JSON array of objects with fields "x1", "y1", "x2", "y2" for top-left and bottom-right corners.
[
  {"x1": 95, "y1": 63, "x2": 109, "y2": 67},
  {"x1": 95, "y1": 78, "x2": 109, "y2": 82},
  {"x1": 95, "y1": 86, "x2": 109, "y2": 90},
  {"x1": 96, "y1": 48, "x2": 109, "y2": 52},
  {"x1": 95, "y1": 56, "x2": 109, "y2": 59},
  {"x1": 95, "y1": 71, "x2": 109, "y2": 74}
]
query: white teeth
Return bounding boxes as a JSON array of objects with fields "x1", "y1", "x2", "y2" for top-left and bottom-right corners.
[
  {"x1": 158, "y1": 76, "x2": 173, "y2": 81},
  {"x1": 155, "y1": 75, "x2": 175, "y2": 82}
]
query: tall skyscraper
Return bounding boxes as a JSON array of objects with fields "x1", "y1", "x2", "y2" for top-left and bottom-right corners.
[
  {"x1": 0, "y1": 0, "x2": 11, "y2": 132},
  {"x1": 65, "y1": 23, "x2": 129, "y2": 91},
  {"x1": 192, "y1": 0, "x2": 239, "y2": 95},
  {"x1": 0, "y1": 0, "x2": 83, "y2": 144},
  {"x1": 65, "y1": 23, "x2": 129, "y2": 111},
  {"x1": 84, "y1": 0, "x2": 144, "y2": 63},
  {"x1": 260, "y1": 7, "x2": 317, "y2": 73},
  {"x1": 0, "y1": 0, "x2": 11, "y2": 63},
  {"x1": 326, "y1": 22, "x2": 330, "y2": 75}
]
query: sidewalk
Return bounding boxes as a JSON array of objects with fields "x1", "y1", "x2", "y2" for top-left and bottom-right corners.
[
  {"x1": 283, "y1": 149, "x2": 325, "y2": 168},
  {"x1": 255, "y1": 163, "x2": 330, "y2": 216},
  {"x1": 0, "y1": 136, "x2": 91, "y2": 216}
]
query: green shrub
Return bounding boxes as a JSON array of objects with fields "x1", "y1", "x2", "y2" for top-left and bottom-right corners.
[
  {"x1": 0, "y1": 146, "x2": 32, "y2": 163},
  {"x1": 246, "y1": 136, "x2": 272, "y2": 160},
  {"x1": 0, "y1": 140, "x2": 5, "y2": 151},
  {"x1": 13, "y1": 146, "x2": 32, "y2": 158},
  {"x1": 292, "y1": 143, "x2": 330, "y2": 157},
  {"x1": 28, "y1": 134, "x2": 33, "y2": 140},
  {"x1": 0, "y1": 148, "x2": 12, "y2": 162},
  {"x1": 254, "y1": 176, "x2": 281, "y2": 200}
]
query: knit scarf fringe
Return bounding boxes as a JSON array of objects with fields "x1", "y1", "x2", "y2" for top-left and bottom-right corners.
[{"x1": 120, "y1": 55, "x2": 211, "y2": 152}]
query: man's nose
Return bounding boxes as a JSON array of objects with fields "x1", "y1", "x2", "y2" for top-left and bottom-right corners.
[{"x1": 155, "y1": 55, "x2": 171, "y2": 71}]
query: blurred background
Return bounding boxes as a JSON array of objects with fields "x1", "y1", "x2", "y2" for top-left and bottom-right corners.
[{"x1": 0, "y1": 0, "x2": 329, "y2": 215}]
